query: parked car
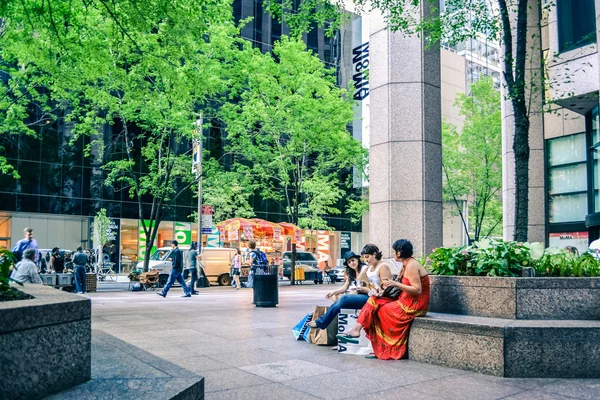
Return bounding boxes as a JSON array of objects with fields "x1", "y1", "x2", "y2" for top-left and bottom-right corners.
[
  {"x1": 282, "y1": 251, "x2": 322, "y2": 282},
  {"x1": 332, "y1": 266, "x2": 345, "y2": 282}
]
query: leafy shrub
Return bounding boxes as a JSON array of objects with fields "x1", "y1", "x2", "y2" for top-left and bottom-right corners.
[{"x1": 428, "y1": 239, "x2": 600, "y2": 277}]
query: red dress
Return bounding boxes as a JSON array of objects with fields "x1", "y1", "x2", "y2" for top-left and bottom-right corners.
[{"x1": 357, "y1": 274, "x2": 430, "y2": 360}]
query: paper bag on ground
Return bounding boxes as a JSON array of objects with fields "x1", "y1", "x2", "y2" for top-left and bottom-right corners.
[
  {"x1": 308, "y1": 306, "x2": 338, "y2": 345},
  {"x1": 338, "y1": 308, "x2": 373, "y2": 355},
  {"x1": 292, "y1": 313, "x2": 313, "y2": 341}
]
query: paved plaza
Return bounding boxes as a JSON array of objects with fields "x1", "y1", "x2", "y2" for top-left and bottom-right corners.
[{"x1": 86, "y1": 283, "x2": 600, "y2": 400}]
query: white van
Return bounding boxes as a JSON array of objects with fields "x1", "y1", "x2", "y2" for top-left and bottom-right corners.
[{"x1": 135, "y1": 246, "x2": 237, "y2": 286}]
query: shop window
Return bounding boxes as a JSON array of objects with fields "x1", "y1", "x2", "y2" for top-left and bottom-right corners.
[
  {"x1": 120, "y1": 219, "x2": 139, "y2": 273},
  {"x1": 547, "y1": 133, "x2": 587, "y2": 223},
  {"x1": 557, "y1": 0, "x2": 597, "y2": 52},
  {"x1": 157, "y1": 221, "x2": 174, "y2": 247}
]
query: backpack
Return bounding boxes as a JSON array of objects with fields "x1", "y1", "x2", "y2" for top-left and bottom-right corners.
[{"x1": 251, "y1": 250, "x2": 269, "y2": 272}]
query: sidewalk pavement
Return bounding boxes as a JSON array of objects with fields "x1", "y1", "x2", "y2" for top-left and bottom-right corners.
[{"x1": 87, "y1": 284, "x2": 600, "y2": 400}]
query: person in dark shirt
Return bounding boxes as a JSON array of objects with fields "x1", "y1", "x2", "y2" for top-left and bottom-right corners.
[
  {"x1": 157, "y1": 240, "x2": 191, "y2": 298},
  {"x1": 72, "y1": 247, "x2": 88, "y2": 294}
]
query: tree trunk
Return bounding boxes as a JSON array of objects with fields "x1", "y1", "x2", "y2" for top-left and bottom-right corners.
[{"x1": 512, "y1": 102, "x2": 530, "y2": 242}]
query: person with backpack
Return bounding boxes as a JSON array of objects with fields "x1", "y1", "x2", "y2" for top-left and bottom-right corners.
[{"x1": 12, "y1": 227, "x2": 39, "y2": 263}]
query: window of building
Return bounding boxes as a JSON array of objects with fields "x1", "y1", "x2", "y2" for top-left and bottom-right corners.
[
  {"x1": 557, "y1": 0, "x2": 597, "y2": 52},
  {"x1": 591, "y1": 106, "x2": 600, "y2": 212},
  {"x1": 120, "y1": 219, "x2": 138, "y2": 273},
  {"x1": 548, "y1": 133, "x2": 587, "y2": 223}
]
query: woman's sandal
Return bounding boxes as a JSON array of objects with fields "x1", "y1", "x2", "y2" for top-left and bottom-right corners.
[
  {"x1": 307, "y1": 321, "x2": 317, "y2": 328},
  {"x1": 364, "y1": 354, "x2": 377, "y2": 359},
  {"x1": 336, "y1": 333, "x2": 359, "y2": 344}
]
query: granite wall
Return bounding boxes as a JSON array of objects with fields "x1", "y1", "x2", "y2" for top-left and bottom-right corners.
[
  {"x1": 428, "y1": 276, "x2": 600, "y2": 320},
  {"x1": 0, "y1": 284, "x2": 91, "y2": 399}
]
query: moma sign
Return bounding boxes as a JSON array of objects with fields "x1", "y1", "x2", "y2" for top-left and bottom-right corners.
[{"x1": 352, "y1": 42, "x2": 369, "y2": 101}]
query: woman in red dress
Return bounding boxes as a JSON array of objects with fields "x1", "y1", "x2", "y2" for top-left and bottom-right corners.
[{"x1": 337, "y1": 239, "x2": 430, "y2": 360}]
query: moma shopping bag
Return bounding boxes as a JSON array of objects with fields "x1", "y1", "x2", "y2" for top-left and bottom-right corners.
[
  {"x1": 337, "y1": 308, "x2": 373, "y2": 355},
  {"x1": 308, "y1": 306, "x2": 338, "y2": 346},
  {"x1": 292, "y1": 313, "x2": 313, "y2": 341}
]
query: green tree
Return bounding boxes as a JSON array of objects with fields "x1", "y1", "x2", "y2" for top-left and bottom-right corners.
[
  {"x1": 0, "y1": 0, "x2": 245, "y2": 270},
  {"x1": 443, "y1": 77, "x2": 503, "y2": 242},
  {"x1": 201, "y1": 158, "x2": 256, "y2": 223},
  {"x1": 222, "y1": 38, "x2": 367, "y2": 229}
]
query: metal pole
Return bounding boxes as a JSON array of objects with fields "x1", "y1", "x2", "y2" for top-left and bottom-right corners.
[{"x1": 195, "y1": 117, "x2": 203, "y2": 254}]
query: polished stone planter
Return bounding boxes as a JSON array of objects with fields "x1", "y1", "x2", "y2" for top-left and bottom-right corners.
[
  {"x1": 0, "y1": 284, "x2": 91, "y2": 399},
  {"x1": 428, "y1": 275, "x2": 600, "y2": 320}
]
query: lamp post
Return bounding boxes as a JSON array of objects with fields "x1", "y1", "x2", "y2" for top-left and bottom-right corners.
[{"x1": 193, "y1": 116, "x2": 203, "y2": 253}]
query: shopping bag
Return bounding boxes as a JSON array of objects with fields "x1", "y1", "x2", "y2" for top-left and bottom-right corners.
[
  {"x1": 292, "y1": 313, "x2": 313, "y2": 341},
  {"x1": 308, "y1": 306, "x2": 338, "y2": 345},
  {"x1": 337, "y1": 308, "x2": 373, "y2": 355}
]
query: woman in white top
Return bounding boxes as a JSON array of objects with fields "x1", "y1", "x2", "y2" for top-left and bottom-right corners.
[
  {"x1": 308, "y1": 244, "x2": 392, "y2": 330},
  {"x1": 360, "y1": 243, "x2": 393, "y2": 294}
]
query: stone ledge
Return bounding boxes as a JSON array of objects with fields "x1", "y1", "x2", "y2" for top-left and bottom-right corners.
[
  {"x1": 0, "y1": 283, "x2": 91, "y2": 333},
  {"x1": 408, "y1": 313, "x2": 600, "y2": 378},
  {"x1": 47, "y1": 330, "x2": 204, "y2": 400},
  {"x1": 428, "y1": 275, "x2": 600, "y2": 320}
]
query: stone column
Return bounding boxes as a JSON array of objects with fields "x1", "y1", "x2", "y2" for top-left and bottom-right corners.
[
  {"x1": 368, "y1": 5, "x2": 442, "y2": 257},
  {"x1": 501, "y1": 0, "x2": 545, "y2": 243}
]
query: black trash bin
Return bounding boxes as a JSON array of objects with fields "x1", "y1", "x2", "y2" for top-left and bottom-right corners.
[{"x1": 253, "y1": 265, "x2": 279, "y2": 307}]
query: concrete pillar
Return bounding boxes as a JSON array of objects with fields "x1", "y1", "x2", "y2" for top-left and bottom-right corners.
[
  {"x1": 501, "y1": 0, "x2": 546, "y2": 243},
  {"x1": 368, "y1": 4, "x2": 442, "y2": 257}
]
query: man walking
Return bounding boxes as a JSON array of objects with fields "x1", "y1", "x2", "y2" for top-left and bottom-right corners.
[
  {"x1": 12, "y1": 227, "x2": 39, "y2": 263},
  {"x1": 157, "y1": 240, "x2": 191, "y2": 298},
  {"x1": 72, "y1": 247, "x2": 88, "y2": 294},
  {"x1": 186, "y1": 241, "x2": 200, "y2": 295}
]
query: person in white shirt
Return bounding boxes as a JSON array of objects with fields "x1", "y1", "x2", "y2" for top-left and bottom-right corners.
[{"x1": 11, "y1": 249, "x2": 43, "y2": 284}]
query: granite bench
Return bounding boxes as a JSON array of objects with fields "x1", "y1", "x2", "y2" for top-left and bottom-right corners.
[{"x1": 408, "y1": 312, "x2": 600, "y2": 378}]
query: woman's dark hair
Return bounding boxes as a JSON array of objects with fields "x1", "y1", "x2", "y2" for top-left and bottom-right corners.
[
  {"x1": 236, "y1": 248, "x2": 241, "y2": 255},
  {"x1": 392, "y1": 239, "x2": 414, "y2": 258},
  {"x1": 361, "y1": 244, "x2": 382, "y2": 260},
  {"x1": 52, "y1": 247, "x2": 59, "y2": 254},
  {"x1": 344, "y1": 257, "x2": 365, "y2": 281}
]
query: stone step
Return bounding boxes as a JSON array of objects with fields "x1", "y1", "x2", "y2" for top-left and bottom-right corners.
[
  {"x1": 47, "y1": 330, "x2": 204, "y2": 400},
  {"x1": 408, "y1": 312, "x2": 600, "y2": 378}
]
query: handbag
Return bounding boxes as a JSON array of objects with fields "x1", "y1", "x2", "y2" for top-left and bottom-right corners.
[
  {"x1": 308, "y1": 306, "x2": 338, "y2": 345},
  {"x1": 381, "y1": 285, "x2": 401, "y2": 300}
]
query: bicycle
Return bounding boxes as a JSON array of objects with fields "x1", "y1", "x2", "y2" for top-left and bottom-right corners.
[{"x1": 96, "y1": 262, "x2": 118, "y2": 282}]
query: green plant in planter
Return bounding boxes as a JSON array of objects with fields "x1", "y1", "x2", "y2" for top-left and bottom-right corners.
[{"x1": 534, "y1": 250, "x2": 600, "y2": 277}]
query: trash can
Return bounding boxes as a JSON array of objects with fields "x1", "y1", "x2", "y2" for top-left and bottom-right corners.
[{"x1": 253, "y1": 265, "x2": 279, "y2": 307}]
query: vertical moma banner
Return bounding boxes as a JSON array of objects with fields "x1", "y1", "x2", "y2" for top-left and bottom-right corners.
[
  {"x1": 138, "y1": 220, "x2": 157, "y2": 261},
  {"x1": 338, "y1": 309, "x2": 373, "y2": 355},
  {"x1": 175, "y1": 222, "x2": 192, "y2": 246},
  {"x1": 317, "y1": 230, "x2": 330, "y2": 268}
]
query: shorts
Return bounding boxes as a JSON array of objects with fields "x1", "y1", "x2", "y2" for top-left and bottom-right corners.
[{"x1": 233, "y1": 268, "x2": 240, "y2": 276}]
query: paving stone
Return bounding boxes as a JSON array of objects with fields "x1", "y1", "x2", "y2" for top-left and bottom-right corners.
[
  {"x1": 207, "y1": 348, "x2": 294, "y2": 367},
  {"x1": 206, "y1": 382, "x2": 321, "y2": 400},
  {"x1": 401, "y1": 374, "x2": 527, "y2": 399},
  {"x1": 200, "y1": 368, "x2": 272, "y2": 393},
  {"x1": 346, "y1": 386, "x2": 446, "y2": 400},
  {"x1": 540, "y1": 379, "x2": 600, "y2": 400},
  {"x1": 240, "y1": 359, "x2": 338, "y2": 382},
  {"x1": 281, "y1": 369, "x2": 397, "y2": 400}
]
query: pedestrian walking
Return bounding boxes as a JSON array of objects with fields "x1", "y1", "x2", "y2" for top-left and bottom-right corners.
[
  {"x1": 232, "y1": 248, "x2": 242, "y2": 290},
  {"x1": 157, "y1": 240, "x2": 191, "y2": 298},
  {"x1": 246, "y1": 240, "x2": 257, "y2": 288},
  {"x1": 187, "y1": 241, "x2": 200, "y2": 295},
  {"x1": 10, "y1": 249, "x2": 43, "y2": 284},
  {"x1": 12, "y1": 227, "x2": 39, "y2": 263},
  {"x1": 72, "y1": 247, "x2": 88, "y2": 294}
]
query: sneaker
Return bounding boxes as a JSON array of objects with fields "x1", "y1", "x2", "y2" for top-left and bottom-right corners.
[
  {"x1": 157, "y1": 293, "x2": 166, "y2": 298},
  {"x1": 181, "y1": 294, "x2": 191, "y2": 298},
  {"x1": 191, "y1": 292, "x2": 200, "y2": 295}
]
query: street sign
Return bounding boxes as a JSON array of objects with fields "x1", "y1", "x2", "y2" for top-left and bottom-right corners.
[{"x1": 201, "y1": 205, "x2": 213, "y2": 234}]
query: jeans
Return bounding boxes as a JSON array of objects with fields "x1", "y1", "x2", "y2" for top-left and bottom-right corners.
[
  {"x1": 247, "y1": 271, "x2": 254, "y2": 288},
  {"x1": 186, "y1": 268, "x2": 198, "y2": 293},
  {"x1": 74, "y1": 265, "x2": 87, "y2": 293},
  {"x1": 161, "y1": 268, "x2": 190, "y2": 297},
  {"x1": 314, "y1": 293, "x2": 369, "y2": 329}
]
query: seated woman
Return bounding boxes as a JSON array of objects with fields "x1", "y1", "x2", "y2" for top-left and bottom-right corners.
[
  {"x1": 308, "y1": 244, "x2": 392, "y2": 330},
  {"x1": 337, "y1": 239, "x2": 429, "y2": 360}
]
